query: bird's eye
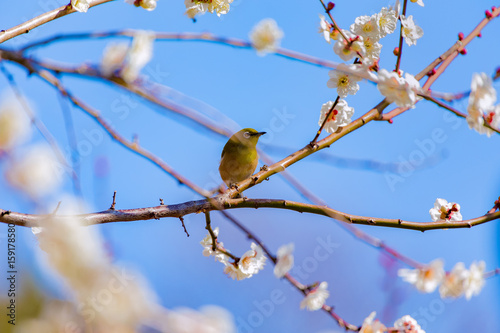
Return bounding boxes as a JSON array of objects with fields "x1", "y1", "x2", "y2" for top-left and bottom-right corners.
[{"x1": 243, "y1": 132, "x2": 251, "y2": 139}]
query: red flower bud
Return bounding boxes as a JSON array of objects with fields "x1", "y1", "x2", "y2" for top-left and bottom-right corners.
[
  {"x1": 393, "y1": 47, "x2": 400, "y2": 56},
  {"x1": 458, "y1": 32, "x2": 464, "y2": 40}
]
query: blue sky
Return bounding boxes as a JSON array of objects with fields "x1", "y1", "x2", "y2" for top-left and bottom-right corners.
[{"x1": 1, "y1": 1, "x2": 499, "y2": 332}]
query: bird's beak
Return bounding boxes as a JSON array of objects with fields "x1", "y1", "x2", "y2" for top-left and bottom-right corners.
[{"x1": 251, "y1": 131, "x2": 266, "y2": 137}]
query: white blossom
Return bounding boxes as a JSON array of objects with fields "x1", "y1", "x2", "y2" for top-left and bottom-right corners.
[
  {"x1": 249, "y1": 19, "x2": 284, "y2": 55},
  {"x1": 359, "y1": 312, "x2": 387, "y2": 333},
  {"x1": 35, "y1": 199, "x2": 159, "y2": 331},
  {"x1": 394, "y1": 315, "x2": 425, "y2": 333},
  {"x1": 350, "y1": 15, "x2": 381, "y2": 41},
  {"x1": 223, "y1": 262, "x2": 250, "y2": 281},
  {"x1": 5, "y1": 144, "x2": 62, "y2": 199},
  {"x1": 0, "y1": 93, "x2": 31, "y2": 151},
  {"x1": 184, "y1": 0, "x2": 233, "y2": 19},
  {"x1": 121, "y1": 31, "x2": 155, "y2": 83},
  {"x1": 429, "y1": 198, "x2": 462, "y2": 222},
  {"x1": 200, "y1": 227, "x2": 229, "y2": 264},
  {"x1": 162, "y1": 305, "x2": 235, "y2": 333},
  {"x1": 100, "y1": 43, "x2": 129, "y2": 77},
  {"x1": 71, "y1": 0, "x2": 89, "y2": 12},
  {"x1": 469, "y1": 73, "x2": 497, "y2": 110},
  {"x1": 274, "y1": 243, "x2": 294, "y2": 278},
  {"x1": 377, "y1": 7, "x2": 398, "y2": 37},
  {"x1": 464, "y1": 261, "x2": 486, "y2": 300},
  {"x1": 318, "y1": 99, "x2": 354, "y2": 134},
  {"x1": 300, "y1": 282, "x2": 329, "y2": 311},
  {"x1": 439, "y1": 262, "x2": 469, "y2": 299},
  {"x1": 125, "y1": 0, "x2": 157, "y2": 11},
  {"x1": 410, "y1": 0, "x2": 424, "y2": 7},
  {"x1": 327, "y1": 64, "x2": 363, "y2": 98},
  {"x1": 398, "y1": 259, "x2": 445, "y2": 293},
  {"x1": 363, "y1": 37, "x2": 382, "y2": 61},
  {"x1": 318, "y1": 14, "x2": 332, "y2": 43},
  {"x1": 333, "y1": 30, "x2": 366, "y2": 61},
  {"x1": 376, "y1": 69, "x2": 421, "y2": 108},
  {"x1": 467, "y1": 73, "x2": 498, "y2": 136},
  {"x1": 238, "y1": 242, "x2": 266, "y2": 276},
  {"x1": 223, "y1": 243, "x2": 265, "y2": 280},
  {"x1": 400, "y1": 15, "x2": 424, "y2": 46}
]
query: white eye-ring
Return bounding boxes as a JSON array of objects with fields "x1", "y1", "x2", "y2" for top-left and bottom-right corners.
[{"x1": 243, "y1": 132, "x2": 251, "y2": 139}]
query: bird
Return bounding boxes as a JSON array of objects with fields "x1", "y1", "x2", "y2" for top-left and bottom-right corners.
[{"x1": 219, "y1": 128, "x2": 266, "y2": 188}]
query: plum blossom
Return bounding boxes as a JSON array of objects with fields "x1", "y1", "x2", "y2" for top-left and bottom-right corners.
[
  {"x1": 223, "y1": 243, "x2": 266, "y2": 280},
  {"x1": 350, "y1": 15, "x2": 381, "y2": 41},
  {"x1": 398, "y1": 259, "x2": 445, "y2": 293},
  {"x1": 274, "y1": 243, "x2": 294, "y2": 278},
  {"x1": 467, "y1": 73, "x2": 498, "y2": 136},
  {"x1": 300, "y1": 282, "x2": 329, "y2": 311},
  {"x1": 394, "y1": 315, "x2": 425, "y2": 333},
  {"x1": 318, "y1": 14, "x2": 333, "y2": 43},
  {"x1": 439, "y1": 262, "x2": 469, "y2": 299},
  {"x1": 125, "y1": 0, "x2": 157, "y2": 11},
  {"x1": 184, "y1": 0, "x2": 233, "y2": 19},
  {"x1": 0, "y1": 93, "x2": 31, "y2": 151},
  {"x1": 429, "y1": 198, "x2": 462, "y2": 222},
  {"x1": 377, "y1": 69, "x2": 421, "y2": 108},
  {"x1": 5, "y1": 144, "x2": 62, "y2": 199},
  {"x1": 333, "y1": 30, "x2": 366, "y2": 61},
  {"x1": 327, "y1": 64, "x2": 363, "y2": 98},
  {"x1": 249, "y1": 19, "x2": 284, "y2": 55},
  {"x1": 71, "y1": 0, "x2": 89, "y2": 12},
  {"x1": 359, "y1": 312, "x2": 387, "y2": 333},
  {"x1": 377, "y1": 7, "x2": 398, "y2": 37},
  {"x1": 121, "y1": 31, "x2": 156, "y2": 83},
  {"x1": 464, "y1": 261, "x2": 486, "y2": 300},
  {"x1": 318, "y1": 99, "x2": 354, "y2": 134},
  {"x1": 200, "y1": 227, "x2": 229, "y2": 264},
  {"x1": 400, "y1": 15, "x2": 424, "y2": 46}
]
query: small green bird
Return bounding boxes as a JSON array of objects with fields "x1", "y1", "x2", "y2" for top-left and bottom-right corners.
[{"x1": 219, "y1": 128, "x2": 266, "y2": 188}]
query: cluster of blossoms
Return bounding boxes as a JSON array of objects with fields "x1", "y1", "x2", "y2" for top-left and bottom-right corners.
[
  {"x1": 32, "y1": 199, "x2": 160, "y2": 331},
  {"x1": 200, "y1": 227, "x2": 266, "y2": 280},
  {"x1": 466, "y1": 72, "x2": 500, "y2": 136},
  {"x1": 184, "y1": 0, "x2": 233, "y2": 19},
  {"x1": 398, "y1": 258, "x2": 487, "y2": 300},
  {"x1": 72, "y1": 0, "x2": 157, "y2": 12},
  {"x1": 101, "y1": 30, "x2": 156, "y2": 83},
  {"x1": 322, "y1": 1, "x2": 425, "y2": 123},
  {"x1": 200, "y1": 231, "x2": 333, "y2": 311},
  {"x1": 429, "y1": 198, "x2": 462, "y2": 222},
  {"x1": 360, "y1": 312, "x2": 425, "y2": 333}
]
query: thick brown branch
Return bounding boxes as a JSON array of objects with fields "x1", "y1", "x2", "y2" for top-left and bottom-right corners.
[{"x1": 2, "y1": 198, "x2": 498, "y2": 232}]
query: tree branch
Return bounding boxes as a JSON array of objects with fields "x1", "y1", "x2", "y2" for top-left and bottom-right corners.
[
  {"x1": 2, "y1": 198, "x2": 498, "y2": 232},
  {"x1": 0, "y1": 0, "x2": 116, "y2": 45}
]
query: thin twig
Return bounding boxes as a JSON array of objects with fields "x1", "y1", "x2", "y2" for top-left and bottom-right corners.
[
  {"x1": 109, "y1": 191, "x2": 117, "y2": 210},
  {"x1": 179, "y1": 216, "x2": 189, "y2": 237},
  {"x1": 394, "y1": 0, "x2": 408, "y2": 73}
]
